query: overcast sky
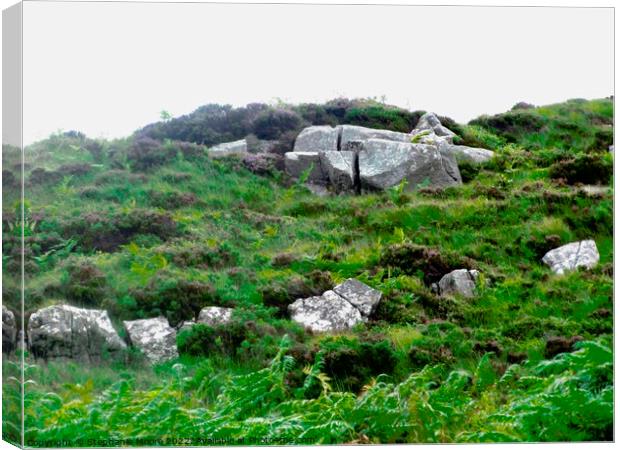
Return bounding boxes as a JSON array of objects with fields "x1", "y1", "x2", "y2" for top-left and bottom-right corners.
[{"x1": 20, "y1": 1, "x2": 614, "y2": 145}]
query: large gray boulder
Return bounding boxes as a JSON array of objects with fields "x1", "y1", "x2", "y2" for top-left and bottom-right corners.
[
  {"x1": 209, "y1": 139, "x2": 248, "y2": 157},
  {"x1": 28, "y1": 304, "x2": 126, "y2": 362},
  {"x1": 319, "y1": 151, "x2": 356, "y2": 192},
  {"x1": 284, "y1": 152, "x2": 329, "y2": 184},
  {"x1": 333, "y1": 278, "x2": 382, "y2": 317},
  {"x1": 123, "y1": 317, "x2": 178, "y2": 363},
  {"x1": 340, "y1": 125, "x2": 410, "y2": 150},
  {"x1": 441, "y1": 144, "x2": 495, "y2": 165},
  {"x1": 436, "y1": 269, "x2": 480, "y2": 298},
  {"x1": 294, "y1": 126, "x2": 339, "y2": 152},
  {"x1": 2, "y1": 305, "x2": 17, "y2": 353},
  {"x1": 358, "y1": 139, "x2": 461, "y2": 191},
  {"x1": 288, "y1": 290, "x2": 363, "y2": 333},
  {"x1": 542, "y1": 240, "x2": 600, "y2": 275},
  {"x1": 197, "y1": 306, "x2": 234, "y2": 327}
]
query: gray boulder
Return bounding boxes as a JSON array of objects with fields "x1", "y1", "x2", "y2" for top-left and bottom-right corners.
[
  {"x1": 2, "y1": 305, "x2": 17, "y2": 353},
  {"x1": 123, "y1": 317, "x2": 178, "y2": 363},
  {"x1": 209, "y1": 139, "x2": 248, "y2": 157},
  {"x1": 436, "y1": 269, "x2": 480, "y2": 298},
  {"x1": 542, "y1": 240, "x2": 600, "y2": 275},
  {"x1": 288, "y1": 290, "x2": 363, "y2": 333},
  {"x1": 319, "y1": 151, "x2": 356, "y2": 192},
  {"x1": 294, "y1": 126, "x2": 339, "y2": 152},
  {"x1": 333, "y1": 278, "x2": 382, "y2": 317},
  {"x1": 340, "y1": 125, "x2": 410, "y2": 150},
  {"x1": 284, "y1": 152, "x2": 329, "y2": 184},
  {"x1": 412, "y1": 112, "x2": 456, "y2": 141},
  {"x1": 441, "y1": 144, "x2": 495, "y2": 164},
  {"x1": 358, "y1": 139, "x2": 461, "y2": 191},
  {"x1": 28, "y1": 304, "x2": 126, "y2": 362},
  {"x1": 197, "y1": 306, "x2": 234, "y2": 327}
]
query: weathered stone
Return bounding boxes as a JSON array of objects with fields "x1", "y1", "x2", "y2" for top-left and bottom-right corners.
[
  {"x1": 2, "y1": 305, "x2": 17, "y2": 353},
  {"x1": 123, "y1": 317, "x2": 178, "y2": 363},
  {"x1": 28, "y1": 305, "x2": 126, "y2": 362},
  {"x1": 332, "y1": 278, "x2": 382, "y2": 317},
  {"x1": 288, "y1": 290, "x2": 363, "y2": 333},
  {"x1": 209, "y1": 139, "x2": 248, "y2": 157},
  {"x1": 294, "y1": 126, "x2": 339, "y2": 152},
  {"x1": 412, "y1": 112, "x2": 456, "y2": 140},
  {"x1": 319, "y1": 151, "x2": 356, "y2": 192},
  {"x1": 340, "y1": 125, "x2": 410, "y2": 150},
  {"x1": 441, "y1": 144, "x2": 495, "y2": 164},
  {"x1": 284, "y1": 152, "x2": 329, "y2": 184},
  {"x1": 542, "y1": 240, "x2": 600, "y2": 275},
  {"x1": 358, "y1": 139, "x2": 461, "y2": 191},
  {"x1": 197, "y1": 306, "x2": 234, "y2": 327},
  {"x1": 305, "y1": 183, "x2": 331, "y2": 197},
  {"x1": 437, "y1": 269, "x2": 480, "y2": 298}
]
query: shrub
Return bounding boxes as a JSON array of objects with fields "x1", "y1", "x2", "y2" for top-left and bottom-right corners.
[
  {"x1": 252, "y1": 108, "x2": 304, "y2": 140},
  {"x1": 549, "y1": 153, "x2": 613, "y2": 185},
  {"x1": 131, "y1": 274, "x2": 220, "y2": 326},
  {"x1": 60, "y1": 259, "x2": 107, "y2": 306},
  {"x1": 127, "y1": 137, "x2": 177, "y2": 171},
  {"x1": 147, "y1": 190, "x2": 198, "y2": 209},
  {"x1": 470, "y1": 111, "x2": 546, "y2": 142},
  {"x1": 159, "y1": 242, "x2": 238, "y2": 269}
]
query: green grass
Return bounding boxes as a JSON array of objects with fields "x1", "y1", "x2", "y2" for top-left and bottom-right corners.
[{"x1": 1, "y1": 97, "x2": 613, "y2": 445}]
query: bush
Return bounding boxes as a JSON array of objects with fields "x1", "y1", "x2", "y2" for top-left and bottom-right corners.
[
  {"x1": 147, "y1": 190, "x2": 198, "y2": 209},
  {"x1": 159, "y1": 241, "x2": 238, "y2": 269},
  {"x1": 60, "y1": 259, "x2": 107, "y2": 306},
  {"x1": 549, "y1": 153, "x2": 613, "y2": 185},
  {"x1": 127, "y1": 137, "x2": 177, "y2": 171},
  {"x1": 470, "y1": 111, "x2": 546, "y2": 143},
  {"x1": 131, "y1": 274, "x2": 220, "y2": 326},
  {"x1": 252, "y1": 108, "x2": 304, "y2": 140}
]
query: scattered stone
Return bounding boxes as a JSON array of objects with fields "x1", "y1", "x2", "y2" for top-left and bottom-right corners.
[
  {"x1": 2, "y1": 305, "x2": 17, "y2": 353},
  {"x1": 123, "y1": 317, "x2": 178, "y2": 363},
  {"x1": 197, "y1": 306, "x2": 234, "y2": 327},
  {"x1": 284, "y1": 152, "x2": 328, "y2": 184},
  {"x1": 542, "y1": 240, "x2": 600, "y2": 275},
  {"x1": 209, "y1": 139, "x2": 248, "y2": 157},
  {"x1": 332, "y1": 278, "x2": 382, "y2": 317},
  {"x1": 288, "y1": 290, "x2": 363, "y2": 333},
  {"x1": 435, "y1": 269, "x2": 480, "y2": 298},
  {"x1": 580, "y1": 185, "x2": 610, "y2": 196},
  {"x1": 358, "y1": 139, "x2": 461, "y2": 191},
  {"x1": 28, "y1": 304, "x2": 126, "y2": 362},
  {"x1": 319, "y1": 151, "x2": 356, "y2": 192},
  {"x1": 305, "y1": 183, "x2": 331, "y2": 196},
  {"x1": 294, "y1": 126, "x2": 339, "y2": 152}
]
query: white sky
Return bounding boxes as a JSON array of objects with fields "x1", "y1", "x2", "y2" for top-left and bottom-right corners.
[{"x1": 20, "y1": 1, "x2": 614, "y2": 145}]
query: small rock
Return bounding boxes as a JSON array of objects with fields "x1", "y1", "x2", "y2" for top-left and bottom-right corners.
[
  {"x1": 319, "y1": 151, "x2": 356, "y2": 192},
  {"x1": 177, "y1": 320, "x2": 196, "y2": 334},
  {"x1": 197, "y1": 306, "x2": 234, "y2": 327},
  {"x1": 123, "y1": 317, "x2": 178, "y2": 363},
  {"x1": 28, "y1": 304, "x2": 126, "y2": 362},
  {"x1": 2, "y1": 305, "x2": 17, "y2": 353},
  {"x1": 288, "y1": 290, "x2": 363, "y2": 333},
  {"x1": 437, "y1": 269, "x2": 480, "y2": 298},
  {"x1": 209, "y1": 139, "x2": 248, "y2": 157},
  {"x1": 542, "y1": 240, "x2": 599, "y2": 275},
  {"x1": 441, "y1": 144, "x2": 495, "y2": 164},
  {"x1": 333, "y1": 278, "x2": 382, "y2": 317}
]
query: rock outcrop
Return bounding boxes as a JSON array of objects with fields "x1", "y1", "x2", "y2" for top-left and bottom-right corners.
[
  {"x1": 288, "y1": 279, "x2": 382, "y2": 332},
  {"x1": 123, "y1": 317, "x2": 178, "y2": 363},
  {"x1": 542, "y1": 240, "x2": 600, "y2": 275},
  {"x1": 28, "y1": 304, "x2": 126, "y2": 362},
  {"x1": 285, "y1": 113, "x2": 493, "y2": 194},
  {"x1": 2, "y1": 305, "x2": 17, "y2": 353},
  {"x1": 435, "y1": 269, "x2": 480, "y2": 298}
]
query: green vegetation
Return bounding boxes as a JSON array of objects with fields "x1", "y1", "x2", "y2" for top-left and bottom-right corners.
[{"x1": 2, "y1": 97, "x2": 613, "y2": 445}]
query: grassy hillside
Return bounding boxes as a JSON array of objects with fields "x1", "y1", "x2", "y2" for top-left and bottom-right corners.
[{"x1": 2, "y1": 97, "x2": 613, "y2": 445}]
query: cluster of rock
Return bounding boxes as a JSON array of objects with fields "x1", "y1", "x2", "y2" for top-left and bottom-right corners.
[
  {"x1": 288, "y1": 278, "x2": 382, "y2": 332},
  {"x1": 0, "y1": 240, "x2": 600, "y2": 361},
  {"x1": 1, "y1": 304, "x2": 234, "y2": 364},
  {"x1": 284, "y1": 113, "x2": 494, "y2": 193}
]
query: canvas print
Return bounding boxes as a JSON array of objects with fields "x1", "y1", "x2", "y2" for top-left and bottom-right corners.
[{"x1": 1, "y1": 1, "x2": 614, "y2": 447}]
